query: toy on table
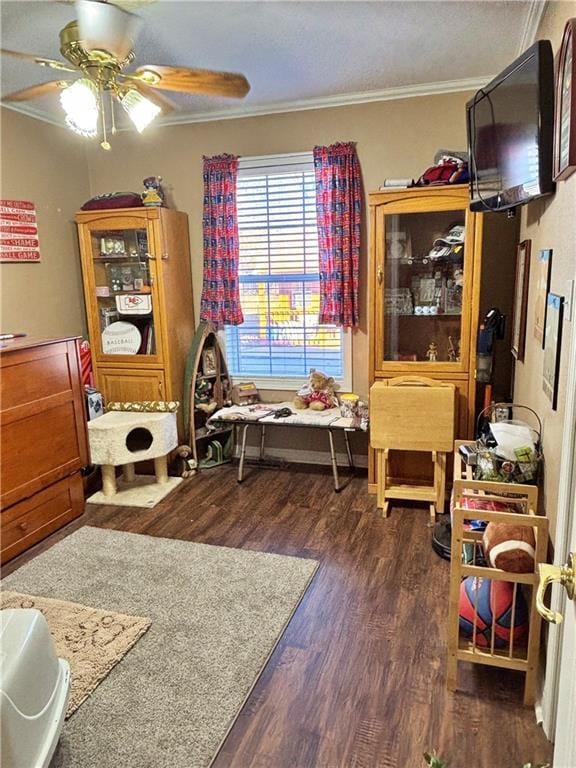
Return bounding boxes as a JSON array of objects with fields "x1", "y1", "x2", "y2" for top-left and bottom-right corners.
[
  {"x1": 426, "y1": 342, "x2": 438, "y2": 362},
  {"x1": 142, "y1": 176, "x2": 165, "y2": 207},
  {"x1": 231, "y1": 382, "x2": 259, "y2": 406},
  {"x1": 293, "y1": 369, "x2": 338, "y2": 411}
]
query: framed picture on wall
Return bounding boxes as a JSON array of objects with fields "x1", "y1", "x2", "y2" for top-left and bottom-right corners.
[
  {"x1": 511, "y1": 240, "x2": 531, "y2": 361},
  {"x1": 542, "y1": 293, "x2": 564, "y2": 410},
  {"x1": 554, "y1": 18, "x2": 576, "y2": 181},
  {"x1": 533, "y1": 248, "x2": 552, "y2": 346}
]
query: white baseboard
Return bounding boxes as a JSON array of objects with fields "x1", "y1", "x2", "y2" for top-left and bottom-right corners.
[{"x1": 235, "y1": 444, "x2": 368, "y2": 469}]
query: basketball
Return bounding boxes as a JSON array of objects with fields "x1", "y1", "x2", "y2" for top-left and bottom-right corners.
[{"x1": 459, "y1": 576, "x2": 528, "y2": 648}]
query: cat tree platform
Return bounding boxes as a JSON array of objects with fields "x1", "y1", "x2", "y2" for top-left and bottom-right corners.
[{"x1": 87, "y1": 411, "x2": 182, "y2": 508}]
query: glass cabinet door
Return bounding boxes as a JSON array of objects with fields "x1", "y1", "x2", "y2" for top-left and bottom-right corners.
[
  {"x1": 381, "y1": 208, "x2": 469, "y2": 367},
  {"x1": 87, "y1": 224, "x2": 160, "y2": 360}
]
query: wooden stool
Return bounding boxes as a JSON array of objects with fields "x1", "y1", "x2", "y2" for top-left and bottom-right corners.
[{"x1": 370, "y1": 376, "x2": 456, "y2": 523}]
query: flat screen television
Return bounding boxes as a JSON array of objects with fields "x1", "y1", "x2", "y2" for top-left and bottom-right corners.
[{"x1": 467, "y1": 40, "x2": 555, "y2": 212}]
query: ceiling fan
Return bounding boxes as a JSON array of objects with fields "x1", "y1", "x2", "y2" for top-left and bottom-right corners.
[{"x1": 1, "y1": 0, "x2": 251, "y2": 149}]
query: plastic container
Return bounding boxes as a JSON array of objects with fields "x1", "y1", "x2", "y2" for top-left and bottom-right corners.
[
  {"x1": 0, "y1": 609, "x2": 70, "y2": 768},
  {"x1": 339, "y1": 393, "x2": 359, "y2": 418}
]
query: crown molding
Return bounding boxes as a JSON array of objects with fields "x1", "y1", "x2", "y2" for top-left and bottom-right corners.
[
  {"x1": 0, "y1": 101, "x2": 65, "y2": 128},
  {"x1": 1, "y1": 75, "x2": 490, "y2": 132},
  {"x1": 153, "y1": 76, "x2": 489, "y2": 127},
  {"x1": 517, "y1": 0, "x2": 547, "y2": 56}
]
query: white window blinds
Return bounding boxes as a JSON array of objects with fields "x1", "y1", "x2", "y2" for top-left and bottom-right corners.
[{"x1": 224, "y1": 154, "x2": 345, "y2": 384}]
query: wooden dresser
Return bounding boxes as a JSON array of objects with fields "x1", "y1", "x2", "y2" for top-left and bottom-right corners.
[{"x1": 0, "y1": 337, "x2": 88, "y2": 564}]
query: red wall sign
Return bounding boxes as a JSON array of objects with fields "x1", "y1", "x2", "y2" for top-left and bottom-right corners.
[{"x1": 0, "y1": 200, "x2": 41, "y2": 262}]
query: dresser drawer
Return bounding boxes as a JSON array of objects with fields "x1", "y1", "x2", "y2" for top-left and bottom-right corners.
[
  {"x1": 1, "y1": 473, "x2": 84, "y2": 565},
  {"x1": 1, "y1": 340, "x2": 75, "y2": 411},
  {"x1": 1, "y1": 402, "x2": 85, "y2": 509}
]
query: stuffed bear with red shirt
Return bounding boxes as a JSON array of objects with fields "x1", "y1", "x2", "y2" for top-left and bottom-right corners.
[{"x1": 294, "y1": 369, "x2": 338, "y2": 411}]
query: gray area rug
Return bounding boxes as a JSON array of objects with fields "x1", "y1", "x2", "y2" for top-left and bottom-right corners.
[{"x1": 2, "y1": 526, "x2": 318, "y2": 768}]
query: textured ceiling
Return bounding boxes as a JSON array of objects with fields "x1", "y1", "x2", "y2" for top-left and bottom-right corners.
[{"x1": 0, "y1": 0, "x2": 544, "y2": 126}]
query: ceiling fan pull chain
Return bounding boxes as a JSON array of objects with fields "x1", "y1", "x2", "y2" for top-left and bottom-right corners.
[
  {"x1": 110, "y1": 91, "x2": 117, "y2": 136},
  {"x1": 99, "y1": 84, "x2": 111, "y2": 151}
]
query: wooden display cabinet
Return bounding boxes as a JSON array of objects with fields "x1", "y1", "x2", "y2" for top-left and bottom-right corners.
[
  {"x1": 368, "y1": 186, "x2": 483, "y2": 491},
  {"x1": 76, "y1": 207, "x2": 195, "y2": 435}
]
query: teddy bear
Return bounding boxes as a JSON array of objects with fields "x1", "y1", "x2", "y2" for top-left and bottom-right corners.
[{"x1": 293, "y1": 369, "x2": 338, "y2": 411}]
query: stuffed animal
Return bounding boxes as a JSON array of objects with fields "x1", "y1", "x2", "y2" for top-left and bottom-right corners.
[
  {"x1": 482, "y1": 522, "x2": 536, "y2": 573},
  {"x1": 194, "y1": 379, "x2": 211, "y2": 404},
  {"x1": 293, "y1": 369, "x2": 338, "y2": 411}
]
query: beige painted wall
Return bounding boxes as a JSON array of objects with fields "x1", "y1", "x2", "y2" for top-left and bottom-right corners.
[
  {"x1": 84, "y1": 91, "x2": 474, "y2": 401},
  {"x1": 0, "y1": 108, "x2": 90, "y2": 338},
  {"x1": 514, "y1": 1, "x2": 576, "y2": 540}
]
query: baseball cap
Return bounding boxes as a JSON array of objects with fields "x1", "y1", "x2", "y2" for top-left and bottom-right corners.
[{"x1": 433, "y1": 223, "x2": 465, "y2": 247}]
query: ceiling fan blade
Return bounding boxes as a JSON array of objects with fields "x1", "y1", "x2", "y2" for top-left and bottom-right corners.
[
  {"x1": 1, "y1": 49, "x2": 77, "y2": 73},
  {"x1": 2, "y1": 80, "x2": 67, "y2": 102},
  {"x1": 131, "y1": 65, "x2": 250, "y2": 99},
  {"x1": 55, "y1": 0, "x2": 155, "y2": 9}
]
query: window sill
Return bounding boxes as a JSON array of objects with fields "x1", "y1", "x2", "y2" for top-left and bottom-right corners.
[{"x1": 230, "y1": 376, "x2": 351, "y2": 393}]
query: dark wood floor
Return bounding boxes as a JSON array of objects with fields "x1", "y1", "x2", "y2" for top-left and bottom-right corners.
[{"x1": 5, "y1": 463, "x2": 553, "y2": 768}]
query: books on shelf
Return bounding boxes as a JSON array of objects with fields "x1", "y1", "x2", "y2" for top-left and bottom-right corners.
[{"x1": 136, "y1": 322, "x2": 155, "y2": 355}]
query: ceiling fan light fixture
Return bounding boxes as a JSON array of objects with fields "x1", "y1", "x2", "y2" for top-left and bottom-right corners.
[
  {"x1": 75, "y1": 0, "x2": 140, "y2": 62},
  {"x1": 59, "y1": 78, "x2": 99, "y2": 137},
  {"x1": 120, "y1": 88, "x2": 161, "y2": 133}
]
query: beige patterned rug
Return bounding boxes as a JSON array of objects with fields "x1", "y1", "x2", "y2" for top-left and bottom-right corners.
[{"x1": 0, "y1": 590, "x2": 151, "y2": 717}]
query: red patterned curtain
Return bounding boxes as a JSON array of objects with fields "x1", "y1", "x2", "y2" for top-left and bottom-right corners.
[
  {"x1": 313, "y1": 142, "x2": 361, "y2": 327},
  {"x1": 199, "y1": 154, "x2": 244, "y2": 327}
]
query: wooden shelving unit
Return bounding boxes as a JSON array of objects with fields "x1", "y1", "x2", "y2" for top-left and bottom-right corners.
[
  {"x1": 182, "y1": 321, "x2": 233, "y2": 470},
  {"x1": 446, "y1": 440, "x2": 548, "y2": 706}
]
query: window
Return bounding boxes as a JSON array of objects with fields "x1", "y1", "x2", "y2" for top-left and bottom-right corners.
[{"x1": 224, "y1": 153, "x2": 349, "y2": 389}]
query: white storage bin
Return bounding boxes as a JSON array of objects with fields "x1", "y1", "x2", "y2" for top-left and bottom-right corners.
[{"x1": 1, "y1": 609, "x2": 70, "y2": 768}]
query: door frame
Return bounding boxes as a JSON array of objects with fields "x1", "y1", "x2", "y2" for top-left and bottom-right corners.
[{"x1": 540, "y1": 284, "x2": 576, "y2": 746}]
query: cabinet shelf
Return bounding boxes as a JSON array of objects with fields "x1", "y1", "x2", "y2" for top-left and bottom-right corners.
[
  {"x1": 113, "y1": 313, "x2": 153, "y2": 319},
  {"x1": 385, "y1": 312, "x2": 462, "y2": 318},
  {"x1": 387, "y1": 257, "x2": 464, "y2": 268},
  {"x1": 198, "y1": 457, "x2": 231, "y2": 470},
  {"x1": 93, "y1": 255, "x2": 144, "y2": 262},
  {"x1": 195, "y1": 426, "x2": 233, "y2": 441},
  {"x1": 96, "y1": 288, "x2": 152, "y2": 296}
]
